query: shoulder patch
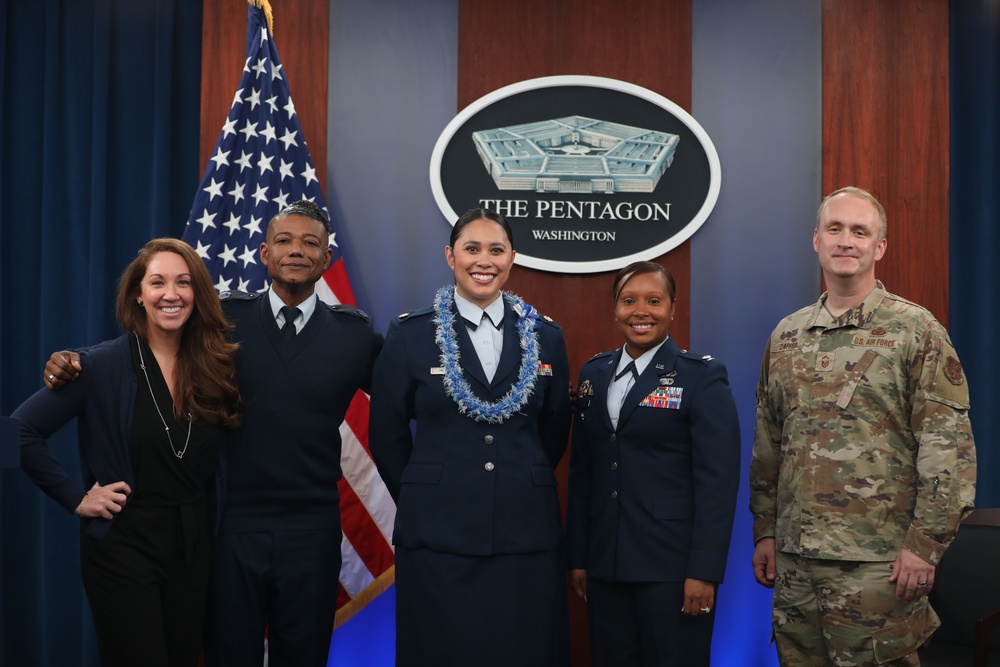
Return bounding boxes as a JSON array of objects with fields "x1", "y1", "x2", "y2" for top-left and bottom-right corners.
[
  {"x1": 930, "y1": 352, "x2": 971, "y2": 410},
  {"x1": 944, "y1": 356, "x2": 964, "y2": 386},
  {"x1": 218, "y1": 290, "x2": 259, "y2": 301},
  {"x1": 326, "y1": 303, "x2": 372, "y2": 324}
]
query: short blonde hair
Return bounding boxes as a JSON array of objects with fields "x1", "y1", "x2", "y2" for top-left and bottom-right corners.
[{"x1": 817, "y1": 186, "x2": 887, "y2": 241}]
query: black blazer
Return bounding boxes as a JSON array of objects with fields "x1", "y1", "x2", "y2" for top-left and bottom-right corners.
[
  {"x1": 566, "y1": 337, "x2": 740, "y2": 583},
  {"x1": 369, "y1": 298, "x2": 571, "y2": 556}
]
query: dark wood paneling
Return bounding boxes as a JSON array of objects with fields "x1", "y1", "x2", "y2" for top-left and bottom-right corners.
[
  {"x1": 822, "y1": 0, "x2": 950, "y2": 325},
  {"x1": 459, "y1": 2, "x2": 693, "y2": 663},
  {"x1": 458, "y1": 0, "x2": 694, "y2": 379},
  {"x1": 201, "y1": 0, "x2": 328, "y2": 187}
]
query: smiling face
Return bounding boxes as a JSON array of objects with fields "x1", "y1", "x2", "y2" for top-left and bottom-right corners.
[
  {"x1": 615, "y1": 271, "x2": 675, "y2": 359},
  {"x1": 260, "y1": 213, "x2": 332, "y2": 304},
  {"x1": 813, "y1": 192, "x2": 887, "y2": 286},
  {"x1": 138, "y1": 251, "x2": 195, "y2": 341},
  {"x1": 445, "y1": 217, "x2": 515, "y2": 307}
]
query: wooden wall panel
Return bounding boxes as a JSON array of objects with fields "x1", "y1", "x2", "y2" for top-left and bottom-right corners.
[
  {"x1": 201, "y1": 0, "x2": 328, "y2": 187},
  {"x1": 822, "y1": 0, "x2": 950, "y2": 325},
  {"x1": 459, "y1": 2, "x2": 693, "y2": 663}
]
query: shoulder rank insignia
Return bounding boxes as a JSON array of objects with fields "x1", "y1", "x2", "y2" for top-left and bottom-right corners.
[
  {"x1": 325, "y1": 303, "x2": 372, "y2": 323},
  {"x1": 218, "y1": 290, "x2": 258, "y2": 301}
]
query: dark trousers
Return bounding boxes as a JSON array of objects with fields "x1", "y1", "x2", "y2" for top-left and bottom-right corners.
[
  {"x1": 205, "y1": 528, "x2": 342, "y2": 667},
  {"x1": 587, "y1": 578, "x2": 716, "y2": 667},
  {"x1": 81, "y1": 505, "x2": 211, "y2": 667}
]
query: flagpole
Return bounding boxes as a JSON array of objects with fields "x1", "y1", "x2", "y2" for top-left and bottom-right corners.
[{"x1": 248, "y1": 0, "x2": 274, "y2": 35}]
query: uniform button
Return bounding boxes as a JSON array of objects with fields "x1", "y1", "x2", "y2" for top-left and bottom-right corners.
[
  {"x1": 484, "y1": 435, "x2": 494, "y2": 445},
  {"x1": 484, "y1": 462, "x2": 495, "y2": 471},
  {"x1": 610, "y1": 462, "x2": 618, "y2": 471},
  {"x1": 610, "y1": 490, "x2": 619, "y2": 500},
  {"x1": 610, "y1": 434, "x2": 617, "y2": 442}
]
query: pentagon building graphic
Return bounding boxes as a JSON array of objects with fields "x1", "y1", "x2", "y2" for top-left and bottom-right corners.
[{"x1": 472, "y1": 116, "x2": 680, "y2": 194}]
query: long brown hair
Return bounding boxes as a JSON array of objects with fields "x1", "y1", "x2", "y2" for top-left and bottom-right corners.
[{"x1": 116, "y1": 238, "x2": 242, "y2": 427}]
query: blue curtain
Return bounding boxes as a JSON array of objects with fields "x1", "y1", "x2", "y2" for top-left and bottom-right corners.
[
  {"x1": 950, "y1": 0, "x2": 999, "y2": 509},
  {"x1": 0, "y1": 0, "x2": 202, "y2": 663}
]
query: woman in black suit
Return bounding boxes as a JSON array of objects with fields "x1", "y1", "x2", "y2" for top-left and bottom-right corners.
[
  {"x1": 369, "y1": 208, "x2": 572, "y2": 667},
  {"x1": 566, "y1": 261, "x2": 740, "y2": 667},
  {"x1": 15, "y1": 238, "x2": 242, "y2": 667}
]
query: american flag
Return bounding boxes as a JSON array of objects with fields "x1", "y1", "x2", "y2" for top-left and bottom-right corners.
[{"x1": 182, "y1": 3, "x2": 395, "y2": 626}]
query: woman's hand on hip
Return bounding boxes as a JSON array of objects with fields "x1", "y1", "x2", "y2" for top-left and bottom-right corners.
[{"x1": 75, "y1": 481, "x2": 131, "y2": 519}]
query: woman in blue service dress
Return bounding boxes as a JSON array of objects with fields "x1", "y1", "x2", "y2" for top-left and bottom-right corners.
[
  {"x1": 369, "y1": 208, "x2": 572, "y2": 667},
  {"x1": 15, "y1": 238, "x2": 241, "y2": 667},
  {"x1": 566, "y1": 261, "x2": 741, "y2": 667}
]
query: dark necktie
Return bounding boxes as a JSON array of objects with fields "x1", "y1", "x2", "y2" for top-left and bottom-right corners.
[
  {"x1": 615, "y1": 360, "x2": 638, "y2": 381},
  {"x1": 280, "y1": 306, "x2": 301, "y2": 340},
  {"x1": 465, "y1": 312, "x2": 500, "y2": 330}
]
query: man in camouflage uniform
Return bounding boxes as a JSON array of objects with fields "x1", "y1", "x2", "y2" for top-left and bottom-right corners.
[{"x1": 750, "y1": 187, "x2": 976, "y2": 666}]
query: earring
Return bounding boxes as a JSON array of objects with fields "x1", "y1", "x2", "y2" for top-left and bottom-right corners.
[{"x1": 138, "y1": 300, "x2": 144, "y2": 307}]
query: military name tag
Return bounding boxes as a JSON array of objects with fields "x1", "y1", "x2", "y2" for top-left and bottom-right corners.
[
  {"x1": 430, "y1": 367, "x2": 445, "y2": 375},
  {"x1": 852, "y1": 335, "x2": 898, "y2": 349},
  {"x1": 772, "y1": 341, "x2": 798, "y2": 353}
]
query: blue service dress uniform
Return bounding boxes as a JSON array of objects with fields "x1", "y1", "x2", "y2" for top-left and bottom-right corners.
[
  {"x1": 566, "y1": 337, "x2": 741, "y2": 667},
  {"x1": 369, "y1": 295, "x2": 572, "y2": 667}
]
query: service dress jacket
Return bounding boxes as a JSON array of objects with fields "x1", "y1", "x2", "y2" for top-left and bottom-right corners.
[
  {"x1": 566, "y1": 337, "x2": 741, "y2": 583},
  {"x1": 369, "y1": 298, "x2": 572, "y2": 556}
]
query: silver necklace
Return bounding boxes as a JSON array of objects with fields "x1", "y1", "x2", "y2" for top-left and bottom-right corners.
[{"x1": 134, "y1": 333, "x2": 192, "y2": 459}]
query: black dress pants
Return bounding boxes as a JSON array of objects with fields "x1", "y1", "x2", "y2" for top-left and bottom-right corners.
[
  {"x1": 586, "y1": 577, "x2": 717, "y2": 667},
  {"x1": 205, "y1": 528, "x2": 343, "y2": 667},
  {"x1": 81, "y1": 503, "x2": 211, "y2": 667}
]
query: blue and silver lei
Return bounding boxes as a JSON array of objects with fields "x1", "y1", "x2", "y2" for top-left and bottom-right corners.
[{"x1": 432, "y1": 285, "x2": 540, "y2": 424}]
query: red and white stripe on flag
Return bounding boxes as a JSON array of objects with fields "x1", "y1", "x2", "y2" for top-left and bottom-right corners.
[{"x1": 321, "y1": 268, "x2": 396, "y2": 626}]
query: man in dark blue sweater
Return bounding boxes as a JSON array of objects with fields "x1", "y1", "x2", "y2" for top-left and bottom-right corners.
[
  {"x1": 46, "y1": 201, "x2": 384, "y2": 667},
  {"x1": 205, "y1": 201, "x2": 383, "y2": 666}
]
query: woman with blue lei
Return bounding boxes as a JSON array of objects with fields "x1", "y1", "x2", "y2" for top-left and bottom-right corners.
[{"x1": 370, "y1": 208, "x2": 572, "y2": 667}]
